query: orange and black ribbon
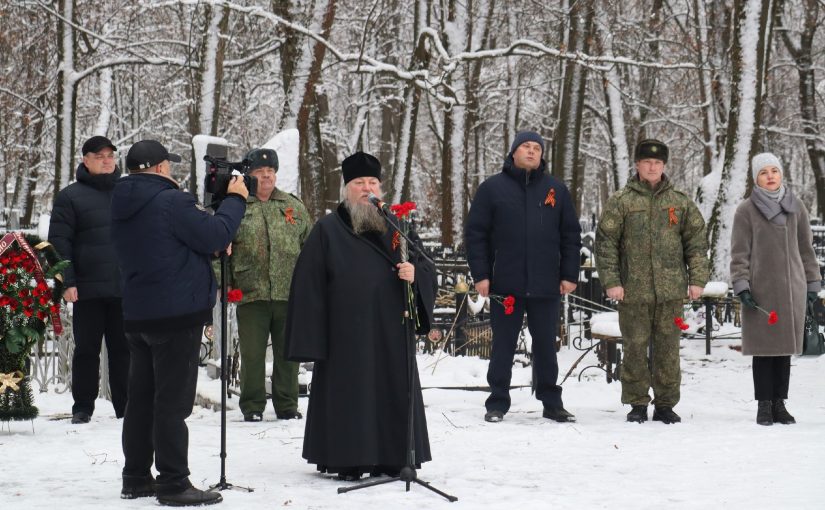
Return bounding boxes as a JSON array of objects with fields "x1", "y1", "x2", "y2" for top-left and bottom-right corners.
[
  {"x1": 284, "y1": 207, "x2": 296, "y2": 225},
  {"x1": 668, "y1": 207, "x2": 678, "y2": 226},
  {"x1": 391, "y1": 231, "x2": 401, "y2": 251},
  {"x1": 544, "y1": 188, "x2": 556, "y2": 207}
]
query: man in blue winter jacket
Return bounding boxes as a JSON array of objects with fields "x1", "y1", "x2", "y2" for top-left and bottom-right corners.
[
  {"x1": 111, "y1": 139, "x2": 247, "y2": 506},
  {"x1": 465, "y1": 131, "x2": 581, "y2": 423}
]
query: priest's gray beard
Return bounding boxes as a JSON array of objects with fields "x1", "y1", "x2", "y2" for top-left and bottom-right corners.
[{"x1": 345, "y1": 198, "x2": 387, "y2": 235}]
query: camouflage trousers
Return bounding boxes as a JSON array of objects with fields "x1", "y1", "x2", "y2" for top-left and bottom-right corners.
[{"x1": 617, "y1": 299, "x2": 683, "y2": 407}]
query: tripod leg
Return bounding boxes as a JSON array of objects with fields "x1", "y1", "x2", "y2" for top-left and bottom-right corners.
[
  {"x1": 337, "y1": 476, "x2": 398, "y2": 494},
  {"x1": 411, "y1": 478, "x2": 458, "y2": 502}
]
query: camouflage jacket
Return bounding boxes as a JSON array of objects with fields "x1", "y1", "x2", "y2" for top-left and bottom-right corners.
[
  {"x1": 220, "y1": 189, "x2": 310, "y2": 303},
  {"x1": 595, "y1": 175, "x2": 709, "y2": 304}
]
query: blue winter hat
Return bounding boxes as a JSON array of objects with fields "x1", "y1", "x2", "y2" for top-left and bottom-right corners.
[{"x1": 509, "y1": 131, "x2": 545, "y2": 156}]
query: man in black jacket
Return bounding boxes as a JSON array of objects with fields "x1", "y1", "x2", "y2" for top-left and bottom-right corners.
[
  {"x1": 465, "y1": 131, "x2": 582, "y2": 423},
  {"x1": 111, "y1": 140, "x2": 247, "y2": 506},
  {"x1": 49, "y1": 135, "x2": 129, "y2": 425}
]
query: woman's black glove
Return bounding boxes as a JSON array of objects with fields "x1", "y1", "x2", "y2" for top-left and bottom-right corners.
[{"x1": 738, "y1": 290, "x2": 758, "y2": 309}]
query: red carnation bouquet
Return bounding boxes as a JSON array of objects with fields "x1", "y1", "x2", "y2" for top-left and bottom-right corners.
[
  {"x1": 1, "y1": 233, "x2": 68, "y2": 354},
  {"x1": 673, "y1": 317, "x2": 690, "y2": 331},
  {"x1": 490, "y1": 294, "x2": 516, "y2": 315},
  {"x1": 388, "y1": 201, "x2": 420, "y2": 328}
]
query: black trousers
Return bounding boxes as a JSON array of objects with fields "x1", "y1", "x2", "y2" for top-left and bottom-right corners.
[
  {"x1": 122, "y1": 325, "x2": 201, "y2": 494},
  {"x1": 71, "y1": 298, "x2": 129, "y2": 417},
  {"x1": 752, "y1": 355, "x2": 791, "y2": 401},
  {"x1": 486, "y1": 296, "x2": 563, "y2": 412}
]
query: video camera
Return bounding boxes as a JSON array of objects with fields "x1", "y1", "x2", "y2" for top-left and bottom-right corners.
[{"x1": 203, "y1": 155, "x2": 258, "y2": 207}]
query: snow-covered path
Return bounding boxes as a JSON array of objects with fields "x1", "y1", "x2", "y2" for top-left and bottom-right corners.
[{"x1": 3, "y1": 338, "x2": 823, "y2": 509}]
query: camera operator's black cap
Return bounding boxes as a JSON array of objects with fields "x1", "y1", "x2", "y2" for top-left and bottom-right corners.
[
  {"x1": 245, "y1": 148, "x2": 278, "y2": 172},
  {"x1": 634, "y1": 139, "x2": 669, "y2": 163},
  {"x1": 126, "y1": 140, "x2": 182, "y2": 171},
  {"x1": 82, "y1": 135, "x2": 117, "y2": 155},
  {"x1": 342, "y1": 151, "x2": 381, "y2": 184}
]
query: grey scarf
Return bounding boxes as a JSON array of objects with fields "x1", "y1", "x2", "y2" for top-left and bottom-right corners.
[{"x1": 750, "y1": 185, "x2": 797, "y2": 225}]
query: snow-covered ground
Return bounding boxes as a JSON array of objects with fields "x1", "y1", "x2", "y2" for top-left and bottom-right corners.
[{"x1": 2, "y1": 337, "x2": 824, "y2": 509}]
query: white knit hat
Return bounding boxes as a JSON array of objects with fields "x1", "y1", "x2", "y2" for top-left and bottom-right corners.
[{"x1": 751, "y1": 152, "x2": 783, "y2": 181}]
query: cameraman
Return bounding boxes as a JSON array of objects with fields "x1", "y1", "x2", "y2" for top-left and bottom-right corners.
[
  {"x1": 111, "y1": 140, "x2": 247, "y2": 506},
  {"x1": 219, "y1": 148, "x2": 310, "y2": 421}
]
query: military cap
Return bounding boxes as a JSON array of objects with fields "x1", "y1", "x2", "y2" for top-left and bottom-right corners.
[
  {"x1": 245, "y1": 148, "x2": 279, "y2": 172},
  {"x1": 634, "y1": 139, "x2": 669, "y2": 164}
]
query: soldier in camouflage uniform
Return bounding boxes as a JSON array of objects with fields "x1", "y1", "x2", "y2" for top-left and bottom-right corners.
[
  {"x1": 595, "y1": 139, "x2": 709, "y2": 424},
  {"x1": 225, "y1": 148, "x2": 311, "y2": 421}
]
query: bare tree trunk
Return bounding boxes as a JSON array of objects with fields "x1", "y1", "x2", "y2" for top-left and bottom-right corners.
[
  {"x1": 707, "y1": 0, "x2": 774, "y2": 278},
  {"x1": 296, "y1": 0, "x2": 337, "y2": 220},
  {"x1": 552, "y1": 0, "x2": 594, "y2": 209},
  {"x1": 778, "y1": 0, "x2": 825, "y2": 220},
  {"x1": 54, "y1": 0, "x2": 78, "y2": 197},
  {"x1": 186, "y1": 3, "x2": 230, "y2": 194},
  {"x1": 389, "y1": 0, "x2": 432, "y2": 204}
]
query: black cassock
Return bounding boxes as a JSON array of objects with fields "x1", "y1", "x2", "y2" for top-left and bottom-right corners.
[{"x1": 285, "y1": 203, "x2": 437, "y2": 473}]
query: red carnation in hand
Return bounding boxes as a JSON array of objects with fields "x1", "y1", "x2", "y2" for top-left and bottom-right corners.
[
  {"x1": 674, "y1": 317, "x2": 690, "y2": 331},
  {"x1": 753, "y1": 305, "x2": 779, "y2": 326},
  {"x1": 389, "y1": 202, "x2": 417, "y2": 219},
  {"x1": 503, "y1": 295, "x2": 515, "y2": 308},
  {"x1": 227, "y1": 289, "x2": 243, "y2": 303}
]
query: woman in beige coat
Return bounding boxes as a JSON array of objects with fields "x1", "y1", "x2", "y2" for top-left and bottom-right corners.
[{"x1": 730, "y1": 152, "x2": 821, "y2": 426}]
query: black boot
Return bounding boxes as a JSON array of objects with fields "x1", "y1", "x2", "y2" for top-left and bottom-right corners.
[
  {"x1": 652, "y1": 406, "x2": 681, "y2": 424},
  {"x1": 772, "y1": 400, "x2": 796, "y2": 424},
  {"x1": 121, "y1": 475, "x2": 156, "y2": 499},
  {"x1": 756, "y1": 400, "x2": 773, "y2": 426},
  {"x1": 157, "y1": 486, "x2": 222, "y2": 507},
  {"x1": 626, "y1": 405, "x2": 648, "y2": 423},
  {"x1": 542, "y1": 407, "x2": 576, "y2": 422}
]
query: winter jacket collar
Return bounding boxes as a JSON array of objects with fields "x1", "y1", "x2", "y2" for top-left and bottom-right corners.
[
  {"x1": 750, "y1": 185, "x2": 798, "y2": 225},
  {"x1": 502, "y1": 156, "x2": 546, "y2": 186},
  {"x1": 626, "y1": 173, "x2": 672, "y2": 196},
  {"x1": 111, "y1": 173, "x2": 178, "y2": 222},
  {"x1": 247, "y1": 187, "x2": 291, "y2": 204},
  {"x1": 75, "y1": 162, "x2": 122, "y2": 191}
]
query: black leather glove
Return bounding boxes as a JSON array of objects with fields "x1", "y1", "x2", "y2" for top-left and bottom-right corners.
[
  {"x1": 807, "y1": 291, "x2": 819, "y2": 306},
  {"x1": 738, "y1": 290, "x2": 758, "y2": 309}
]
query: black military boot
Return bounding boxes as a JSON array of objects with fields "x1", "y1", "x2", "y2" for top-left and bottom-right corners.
[
  {"x1": 626, "y1": 405, "x2": 648, "y2": 423},
  {"x1": 121, "y1": 475, "x2": 156, "y2": 499},
  {"x1": 157, "y1": 486, "x2": 222, "y2": 507},
  {"x1": 756, "y1": 400, "x2": 773, "y2": 426},
  {"x1": 772, "y1": 400, "x2": 796, "y2": 425},
  {"x1": 652, "y1": 406, "x2": 681, "y2": 424}
]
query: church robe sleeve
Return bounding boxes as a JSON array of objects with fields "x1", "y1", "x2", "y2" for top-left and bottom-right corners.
[
  {"x1": 285, "y1": 223, "x2": 329, "y2": 362},
  {"x1": 410, "y1": 231, "x2": 437, "y2": 335}
]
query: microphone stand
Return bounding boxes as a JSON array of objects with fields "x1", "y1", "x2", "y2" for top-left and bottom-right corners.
[
  {"x1": 337, "y1": 206, "x2": 457, "y2": 502},
  {"x1": 208, "y1": 249, "x2": 253, "y2": 494}
]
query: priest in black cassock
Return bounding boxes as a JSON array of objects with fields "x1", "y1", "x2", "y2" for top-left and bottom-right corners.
[{"x1": 285, "y1": 151, "x2": 437, "y2": 481}]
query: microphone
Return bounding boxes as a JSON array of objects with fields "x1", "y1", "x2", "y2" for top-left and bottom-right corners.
[{"x1": 368, "y1": 193, "x2": 392, "y2": 214}]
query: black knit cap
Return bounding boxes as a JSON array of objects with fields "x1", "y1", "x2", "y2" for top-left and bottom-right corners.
[
  {"x1": 82, "y1": 135, "x2": 117, "y2": 155},
  {"x1": 245, "y1": 148, "x2": 278, "y2": 172},
  {"x1": 342, "y1": 151, "x2": 381, "y2": 184},
  {"x1": 509, "y1": 131, "x2": 545, "y2": 156},
  {"x1": 634, "y1": 139, "x2": 669, "y2": 163}
]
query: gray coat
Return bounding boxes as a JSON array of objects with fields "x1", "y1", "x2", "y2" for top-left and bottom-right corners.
[{"x1": 730, "y1": 194, "x2": 821, "y2": 356}]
